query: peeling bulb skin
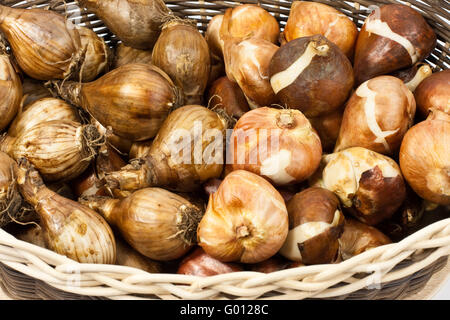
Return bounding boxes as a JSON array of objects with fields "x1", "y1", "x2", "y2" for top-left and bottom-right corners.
[
  {"x1": 279, "y1": 187, "x2": 344, "y2": 264},
  {"x1": 78, "y1": 27, "x2": 110, "y2": 82},
  {"x1": 354, "y1": 4, "x2": 436, "y2": 86},
  {"x1": 321, "y1": 147, "x2": 406, "y2": 226},
  {"x1": 282, "y1": 1, "x2": 358, "y2": 60},
  {"x1": 339, "y1": 219, "x2": 391, "y2": 260},
  {"x1": 269, "y1": 35, "x2": 354, "y2": 118},
  {"x1": 414, "y1": 69, "x2": 450, "y2": 118},
  {"x1": 0, "y1": 152, "x2": 23, "y2": 228},
  {"x1": 197, "y1": 170, "x2": 289, "y2": 264},
  {"x1": 228, "y1": 107, "x2": 322, "y2": 186},
  {"x1": 399, "y1": 117, "x2": 450, "y2": 205},
  {"x1": 335, "y1": 76, "x2": 416, "y2": 155}
]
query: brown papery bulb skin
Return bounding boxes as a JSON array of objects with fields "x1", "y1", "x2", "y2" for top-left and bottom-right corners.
[
  {"x1": 269, "y1": 35, "x2": 354, "y2": 118},
  {"x1": 279, "y1": 187, "x2": 344, "y2": 264},
  {"x1": 208, "y1": 76, "x2": 250, "y2": 119},
  {"x1": 21, "y1": 78, "x2": 52, "y2": 108},
  {"x1": 0, "y1": 152, "x2": 23, "y2": 228},
  {"x1": 81, "y1": 188, "x2": 204, "y2": 261},
  {"x1": 177, "y1": 247, "x2": 243, "y2": 276},
  {"x1": 399, "y1": 117, "x2": 450, "y2": 205},
  {"x1": 354, "y1": 4, "x2": 436, "y2": 86},
  {"x1": 221, "y1": 5, "x2": 279, "y2": 45},
  {"x1": 78, "y1": 0, "x2": 172, "y2": 50},
  {"x1": 106, "y1": 105, "x2": 226, "y2": 192},
  {"x1": 0, "y1": 5, "x2": 83, "y2": 80},
  {"x1": 92, "y1": 119, "x2": 133, "y2": 155},
  {"x1": 205, "y1": 15, "x2": 224, "y2": 59},
  {"x1": 414, "y1": 69, "x2": 450, "y2": 117},
  {"x1": 55, "y1": 63, "x2": 179, "y2": 141},
  {"x1": 78, "y1": 27, "x2": 110, "y2": 82},
  {"x1": 0, "y1": 120, "x2": 101, "y2": 182},
  {"x1": 282, "y1": 1, "x2": 358, "y2": 59},
  {"x1": 321, "y1": 147, "x2": 407, "y2": 225},
  {"x1": 8, "y1": 98, "x2": 80, "y2": 137},
  {"x1": 308, "y1": 109, "x2": 343, "y2": 153},
  {"x1": 15, "y1": 158, "x2": 116, "y2": 264},
  {"x1": 335, "y1": 76, "x2": 416, "y2": 155},
  {"x1": 113, "y1": 43, "x2": 152, "y2": 69},
  {"x1": 228, "y1": 107, "x2": 322, "y2": 186},
  {"x1": 152, "y1": 20, "x2": 211, "y2": 105},
  {"x1": 339, "y1": 218, "x2": 391, "y2": 260},
  {"x1": 0, "y1": 53, "x2": 22, "y2": 131},
  {"x1": 197, "y1": 170, "x2": 289, "y2": 264}
]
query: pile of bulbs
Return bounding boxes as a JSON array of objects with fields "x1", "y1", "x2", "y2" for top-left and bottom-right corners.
[{"x1": 0, "y1": 0, "x2": 448, "y2": 276}]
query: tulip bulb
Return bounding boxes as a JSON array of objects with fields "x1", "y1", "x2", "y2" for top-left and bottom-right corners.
[
  {"x1": 316, "y1": 147, "x2": 406, "y2": 225},
  {"x1": 81, "y1": 188, "x2": 204, "y2": 261},
  {"x1": 354, "y1": 4, "x2": 436, "y2": 86},
  {"x1": 391, "y1": 63, "x2": 433, "y2": 92},
  {"x1": 205, "y1": 15, "x2": 224, "y2": 59},
  {"x1": 152, "y1": 20, "x2": 211, "y2": 105},
  {"x1": 269, "y1": 35, "x2": 354, "y2": 117},
  {"x1": 279, "y1": 187, "x2": 344, "y2": 264},
  {"x1": 207, "y1": 76, "x2": 250, "y2": 119},
  {"x1": 0, "y1": 52, "x2": 22, "y2": 131},
  {"x1": 228, "y1": 107, "x2": 322, "y2": 186},
  {"x1": 15, "y1": 158, "x2": 116, "y2": 264},
  {"x1": 113, "y1": 43, "x2": 153, "y2": 69},
  {"x1": 220, "y1": 5, "x2": 279, "y2": 45},
  {"x1": 53, "y1": 63, "x2": 180, "y2": 141},
  {"x1": 335, "y1": 76, "x2": 416, "y2": 155},
  {"x1": 106, "y1": 105, "x2": 227, "y2": 192},
  {"x1": 78, "y1": 0, "x2": 173, "y2": 50},
  {"x1": 0, "y1": 5, "x2": 84, "y2": 80},
  {"x1": 1, "y1": 120, "x2": 102, "y2": 182},
  {"x1": 399, "y1": 116, "x2": 450, "y2": 205},
  {"x1": 198, "y1": 170, "x2": 289, "y2": 264},
  {"x1": 177, "y1": 247, "x2": 243, "y2": 276},
  {"x1": 221, "y1": 8, "x2": 279, "y2": 109},
  {"x1": 308, "y1": 109, "x2": 343, "y2": 153},
  {"x1": 339, "y1": 219, "x2": 391, "y2": 260},
  {"x1": 249, "y1": 256, "x2": 292, "y2": 273},
  {"x1": 281, "y1": 1, "x2": 358, "y2": 59},
  {"x1": 414, "y1": 69, "x2": 450, "y2": 117},
  {"x1": 0, "y1": 152, "x2": 24, "y2": 227},
  {"x1": 8, "y1": 98, "x2": 80, "y2": 137},
  {"x1": 78, "y1": 27, "x2": 110, "y2": 82}
]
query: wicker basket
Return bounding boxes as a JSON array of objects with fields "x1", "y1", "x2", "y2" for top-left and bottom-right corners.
[{"x1": 0, "y1": 0, "x2": 449, "y2": 300}]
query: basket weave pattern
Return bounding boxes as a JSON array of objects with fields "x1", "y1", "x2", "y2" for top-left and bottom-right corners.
[{"x1": 0, "y1": 0, "x2": 449, "y2": 300}]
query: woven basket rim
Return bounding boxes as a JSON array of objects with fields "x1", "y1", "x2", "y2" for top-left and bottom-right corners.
[
  {"x1": 1, "y1": 216, "x2": 449, "y2": 299},
  {"x1": 0, "y1": 0, "x2": 449, "y2": 300}
]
